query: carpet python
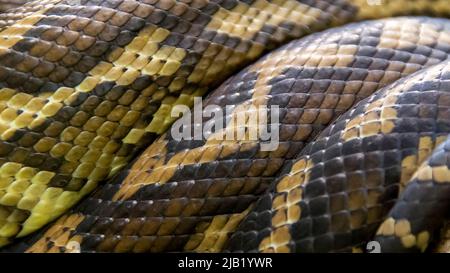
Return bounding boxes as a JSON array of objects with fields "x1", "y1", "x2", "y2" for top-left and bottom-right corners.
[{"x1": 1, "y1": 0, "x2": 450, "y2": 253}]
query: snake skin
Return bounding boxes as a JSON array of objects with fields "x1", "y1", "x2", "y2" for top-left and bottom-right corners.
[
  {"x1": 227, "y1": 59, "x2": 450, "y2": 253},
  {"x1": 374, "y1": 125, "x2": 450, "y2": 253},
  {"x1": 2, "y1": 0, "x2": 450, "y2": 253},
  {"x1": 6, "y1": 16, "x2": 450, "y2": 253},
  {"x1": 0, "y1": 1, "x2": 63, "y2": 30},
  {"x1": 0, "y1": 0, "x2": 27, "y2": 13},
  {"x1": 0, "y1": 0, "x2": 364, "y2": 246}
]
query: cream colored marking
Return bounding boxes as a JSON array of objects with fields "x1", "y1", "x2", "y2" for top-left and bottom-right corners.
[
  {"x1": 394, "y1": 219, "x2": 411, "y2": 237},
  {"x1": 411, "y1": 136, "x2": 450, "y2": 185},
  {"x1": 431, "y1": 165, "x2": 450, "y2": 183},
  {"x1": 415, "y1": 164, "x2": 450, "y2": 184},
  {"x1": 111, "y1": 136, "x2": 169, "y2": 201},
  {"x1": 259, "y1": 225, "x2": 291, "y2": 253},
  {"x1": 376, "y1": 217, "x2": 395, "y2": 236},
  {"x1": 401, "y1": 234, "x2": 416, "y2": 248},
  {"x1": 151, "y1": 0, "x2": 329, "y2": 133},
  {"x1": 0, "y1": 9, "x2": 48, "y2": 51},
  {"x1": 417, "y1": 231, "x2": 430, "y2": 252},
  {"x1": 187, "y1": 205, "x2": 253, "y2": 252},
  {"x1": 342, "y1": 98, "x2": 399, "y2": 142},
  {"x1": 377, "y1": 217, "x2": 431, "y2": 251},
  {"x1": 75, "y1": 26, "x2": 187, "y2": 95},
  {"x1": 26, "y1": 213, "x2": 85, "y2": 253},
  {"x1": 342, "y1": 50, "x2": 446, "y2": 142},
  {"x1": 400, "y1": 154, "x2": 419, "y2": 190},
  {"x1": 257, "y1": 159, "x2": 313, "y2": 252},
  {"x1": 206, "y1": 0, "x2": 320, "y2": 40},
  {"x1": 352, "y1": 0, "x2": 450, "y2": 20}
]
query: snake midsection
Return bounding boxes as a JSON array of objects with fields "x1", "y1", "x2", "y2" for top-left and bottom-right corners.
[
  {"x1": 227, "y1": 59, "x2": 450, "y2": 253},
  {"x1": 7, "y1": 16, "x2": 450, "y2": 253},
  {"x1": 0, "y1": 0, "x2": 446, "y2": 248},
  {"x1": 0, "y1": 0, "x2": 367, "y2": 246}
]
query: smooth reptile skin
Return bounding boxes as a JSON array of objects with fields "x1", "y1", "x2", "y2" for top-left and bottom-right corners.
[
  {"x1": 1, "y1": 1, "x2": 450, "y2": 253},
  {"x1": 6, "y1": 16, "x2": 450, "y2": 253}
]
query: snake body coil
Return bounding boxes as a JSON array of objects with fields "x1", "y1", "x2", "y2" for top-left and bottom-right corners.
[
  {"x1": 0, "y1": 0, "x2": 351, "y2": 245},
  {"x1": 1, "y1": 0, "x2": 450, "y2": 253},
  {"x1": 227, "y1": 59, "x2": 450, "y2": 253}
]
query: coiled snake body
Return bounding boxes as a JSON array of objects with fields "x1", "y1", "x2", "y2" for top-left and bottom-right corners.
[{"x1": 0, "y1": 0, "x2": 450, "y2": 253}]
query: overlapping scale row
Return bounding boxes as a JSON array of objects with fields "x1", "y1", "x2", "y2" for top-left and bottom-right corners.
[
  {"x1": 10, "y1": 17, "x2": 450, "y2": 253},
  {"x1": 0, "y1": 0, "x2": 62, "y2": 30},
  {"x1": 227, "y1": 59, "x2": 450, "y2": 253},
  {"x1": 374, "y1": 129, "x2": 450, "y2": 253},
  {"x1": 351, "y1": 0, "x2": 450, "y2": 19},
  {"x1": 0, "y1": 0, "x2": 365, "y2": 246},
  {"x1": 0, "y1": 0, "x2": 27, "y2": 13}
]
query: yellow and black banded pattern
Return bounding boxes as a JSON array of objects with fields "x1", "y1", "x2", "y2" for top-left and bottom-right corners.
[
  {"x1": 2, "y1": 0, "x2": 450, "y2": 253},
  {"x1": 375, "y1": 124, "x2": 450, "y2": 253},
  {"x1": 0, "y1": 0, "x2": 367, "y2": 246},
  {"x1": 0, "y1": 0, "x2": 63, "y2": 30},
  {"x1": 10, "y1": 16, "x2": 450, "y2": 253},
  {"x1": 227, "y1": 60, "x2": 450, "y2": 253}
]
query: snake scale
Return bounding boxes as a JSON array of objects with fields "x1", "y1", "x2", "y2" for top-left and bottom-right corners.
[{"x1": 0, "y1": 0, "x2": 449, "y2": 253}]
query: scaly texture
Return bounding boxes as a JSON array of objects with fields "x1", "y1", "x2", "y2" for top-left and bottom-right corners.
[
  {"x1": 0, "y1": 0, "x2": 62, "y2": 30},
  {"x1": 227, "y1": 60, "x2": 450, "y2": 253},
  {"x1": 10, "y1": 17, "x2": 450, "y2": 253},
  {"x1": 374, "y1": 133, "x2": 450, "y2": 253},
  {"x1": 0, "y1": 0, "x2": 363, "y2": 246},
  {"x1": 0, "y1": 0, "x2": 28, "y2": 13},
  {"x1": 2, "y1": 0, "x2": 450, "y2": 252}
]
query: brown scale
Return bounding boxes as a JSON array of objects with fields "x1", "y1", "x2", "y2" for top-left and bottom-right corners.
[
  {"x1": 0, "y1": 0, "x2": 27, "y2": 13},
  {"x1": 13, "y1": 17, "x2": 450, "y2": 253},
  {"x1": 0, "y1": 0, "x2": 61, "y2": 30},
  {"x1": 0, "y1": 0, "x2": 368, "y2": 247},
  {"x1": 373, "y1": 95, "x2": 450, "y2": 253},
  {"x1": 228, "y1": 59, "x2": 450, "y2": 253},
  {"x1": 2, "y1": 0, "x2": 450, "y2": 252}
]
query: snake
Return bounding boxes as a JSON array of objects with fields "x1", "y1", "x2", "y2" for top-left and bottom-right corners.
[{"x1": 0, "y1": 0, "x2": 450, "y2": 253}]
